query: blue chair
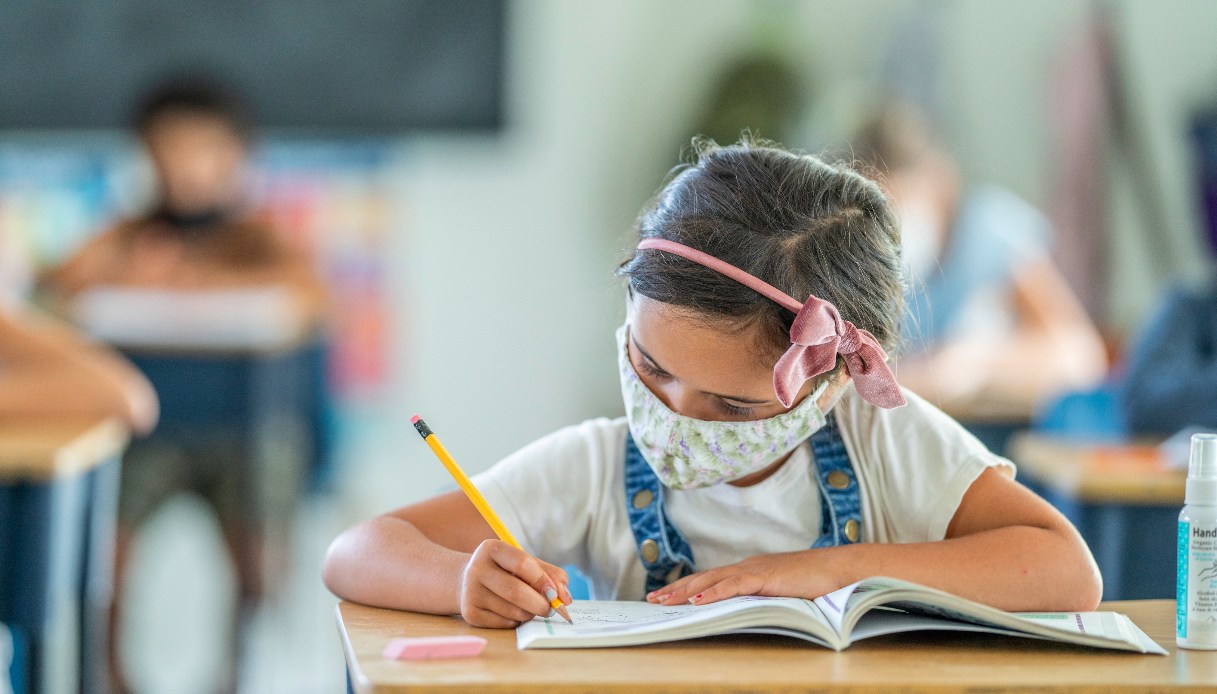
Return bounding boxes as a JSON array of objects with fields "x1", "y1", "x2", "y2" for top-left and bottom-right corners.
[
  {"x1": 1026, "y1": 381, "x2": 1172, "y2": 600},
  {"x1": 1033, "y1": 381, "x2": 1127, "y2": 442}
]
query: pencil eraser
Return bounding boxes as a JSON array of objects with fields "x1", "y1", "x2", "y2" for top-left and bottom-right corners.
[
  {"x1": 382, "y1": 635, "x2": 487, "y2": 660},
  {"x1": 409, "y1": 414, "x2": 421, "y2": 424}
]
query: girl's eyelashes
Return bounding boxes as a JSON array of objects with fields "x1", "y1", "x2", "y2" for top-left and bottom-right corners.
[
  {"x1": 720, "y1": 401, "x2": 757, "y2": 417},
  {"x1": 637, "y1": 359, "x2": 671, "y2": 381},
  {"x1": 637, "y1": 356, "x2": 760, "y2": 417}
]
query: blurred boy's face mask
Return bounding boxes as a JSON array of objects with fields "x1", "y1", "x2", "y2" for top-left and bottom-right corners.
[
  {"x1": 617, "y1": 324, "x2": 832, "y2": 489},
  {"x1": 898, "y1": 196, "x2": 944, "y2": 282}
]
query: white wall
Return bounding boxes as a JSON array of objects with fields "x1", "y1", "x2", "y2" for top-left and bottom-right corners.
[
  {"x1": 347, "y1": 0, "x2": 1217, "y2": 510},
  {"x1": 942, "y1": 0, "x2": 1217, "y2": 330},
  {"x1": 1104, "y1": 1, "x2": 1217, "y2": 327}
]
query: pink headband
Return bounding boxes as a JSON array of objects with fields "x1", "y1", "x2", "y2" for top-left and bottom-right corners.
[{"x1": 637, "y1": 238, "x2": 906, "y2": 409}]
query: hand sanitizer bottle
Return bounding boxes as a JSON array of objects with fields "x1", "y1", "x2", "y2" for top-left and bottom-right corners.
[{"x1": 1178, "y1": 433, "x2": 1217, "y2": 650}]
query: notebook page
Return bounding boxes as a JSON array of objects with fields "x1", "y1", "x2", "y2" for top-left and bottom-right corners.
[{"x1": 517, "y1": 597, "x2": 831, "y2": 649}]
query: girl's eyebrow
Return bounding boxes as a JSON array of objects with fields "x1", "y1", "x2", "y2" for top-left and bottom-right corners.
[{"x1": 631, "y1": 335, "x2": 773, "y2": 405}]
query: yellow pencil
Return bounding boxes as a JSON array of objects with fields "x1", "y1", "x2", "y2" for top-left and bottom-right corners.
[{"x1": 411, "y1": 414, "x2": 573, "y2": 625}]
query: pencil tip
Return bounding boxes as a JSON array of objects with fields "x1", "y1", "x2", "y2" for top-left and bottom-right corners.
[{"x1": 410, "y1": 414, "x2": 421, "y2": 424}]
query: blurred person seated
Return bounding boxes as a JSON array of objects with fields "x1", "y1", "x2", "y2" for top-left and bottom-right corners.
[
  {"x1": 1120, "y1": 279, "x2": 1217, "y2": 435},
  {"x1": 854, "y1": 102, "x2": 1108, "y2": 418},
  {"x1": 46, "y1": 76, "x2": 324, "y2": 320},
  {"x1": 0, "y1": 306, "x2": 157, "y2": 432},
  {"x1": 42, "y1": 75, "x2": 325, "y2": 693}
]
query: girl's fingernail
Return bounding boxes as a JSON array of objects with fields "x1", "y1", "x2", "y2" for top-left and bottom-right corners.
[
  {"x1": 655, "y1": 593, "x2": 670, "y2": 602},
  {"x1": 692, "y1": 593, "x2": 704, "y2": 603},
  {"x1": 545, "y1": 587, "x2": 558, "y2": 601}
]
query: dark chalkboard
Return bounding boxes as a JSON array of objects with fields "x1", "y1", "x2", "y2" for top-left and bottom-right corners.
[{"x1": 0, "y1": 0, "x2": 505, "y2": 133}]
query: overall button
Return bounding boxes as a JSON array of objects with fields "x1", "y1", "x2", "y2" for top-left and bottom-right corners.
[
  {"x1": 844, "y1": 519, "x2": 861, "y2": 543},
  {"x1": 640, "y1": 539, "x2": 660, "y2": 563},
  {"x1": 632, "y1": 489, "x2": 654, "y2": 509},
  {"x1": 826, "y1": 470, "x2": 851, "y2": 490}
]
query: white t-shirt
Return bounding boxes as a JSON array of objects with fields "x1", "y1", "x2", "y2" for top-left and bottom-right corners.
[{"x1": 473, "y1": 386, "x2": 1014, "y2": 601}]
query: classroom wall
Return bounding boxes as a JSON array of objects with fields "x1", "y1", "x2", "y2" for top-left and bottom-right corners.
[
  {"x1": 1103, "y1": 1, "x2": 1217, "y2": 327},
  {"x1": 350, "y1": 0, "x2": 1217, "y2": 509},
  {"x1": 945, "y1": 0, "x2": 1217, "y2": 331}
]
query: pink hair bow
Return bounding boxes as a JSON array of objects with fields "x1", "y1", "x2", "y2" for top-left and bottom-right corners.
[{"x1": 637, "y1": 239, "x2": 907, "y2": 409}]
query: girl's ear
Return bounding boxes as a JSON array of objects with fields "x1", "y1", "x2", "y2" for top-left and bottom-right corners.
[{"x1": 816, "y1": 370, "x2": 852, "y2": 412}]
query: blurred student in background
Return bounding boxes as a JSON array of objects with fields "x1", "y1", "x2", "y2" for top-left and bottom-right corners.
[
  {"x1": 44, "y1": 76, "x2": 325, "y2": 693},
  {"x1": 1120, "y1": 278, "x2": 1217, "y2": 435},
  {"x1": 47, "y1": 77, "x2": 324, "y2": 310},
  {"x1": 853, "y1": 102, "x2": 1107, "y2": 417},
  {"x1": 0, "y1": 308, "x2": 157, "y2": 431}
]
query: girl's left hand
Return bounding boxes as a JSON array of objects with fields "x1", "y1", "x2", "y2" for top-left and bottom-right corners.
[{"x1": 645, "y1": 550, "x2": 849, "y2": 606}]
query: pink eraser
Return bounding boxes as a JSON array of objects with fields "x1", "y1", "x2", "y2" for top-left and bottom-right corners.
[
  {"x1": 409, "y1": 414, "x2": 421, "y2": 424},
  {"x1": 382, "y1": 635, "x2": 488, "y2": 660}
]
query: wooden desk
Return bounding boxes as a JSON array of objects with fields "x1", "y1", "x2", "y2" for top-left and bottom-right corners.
[
  {"x1": 941, "y1": 397, "x2": 1034, "y2": 425},
  {"x1": 1010, "y1": 434, "x2": 1182, "y2": 505},
  {"x1": 0, "y1": 419, "x2": 128, "y2": 483},
  {"x1": 0, "y1": 418, "x2": 129, "y2": 694},
  {"x1": 1010, "y1": 433, "x2": 1182, "y2": 601},
  {"x1": 938, "y1": 400, "x2": 1033, "y2": 459},
  {"x1": 118, "y1": 332, "x2": 330, "y2": 496},
  {"x1": 335, "y1": 600, "x2": 1214, "y2": 693}
]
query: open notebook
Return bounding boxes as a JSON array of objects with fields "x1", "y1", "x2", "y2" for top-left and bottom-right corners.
[{"x1": 518, "y1": 577, "x2": 1166, "y2": 654}]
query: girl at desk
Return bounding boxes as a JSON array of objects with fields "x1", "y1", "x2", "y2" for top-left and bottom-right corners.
[{"x1": 324, "y1": 139, "x2": 1102, "y2": 627}]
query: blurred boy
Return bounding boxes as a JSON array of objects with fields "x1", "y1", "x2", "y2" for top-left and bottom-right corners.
[
  {"x1": 49, "y1": 77, "x2": 324, "y2": 310},
  {"x1": 45, "y1": 76, "x2": 325, "y2": 693}
]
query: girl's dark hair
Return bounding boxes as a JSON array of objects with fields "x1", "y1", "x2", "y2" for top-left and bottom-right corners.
[{"x1": 618, "y1": 137, "x2": 904, "y2": 376}]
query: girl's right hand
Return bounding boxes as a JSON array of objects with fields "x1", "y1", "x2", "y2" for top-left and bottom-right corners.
[{"x1": 459, "y1": 539, "x2": 572, "y2": 628}]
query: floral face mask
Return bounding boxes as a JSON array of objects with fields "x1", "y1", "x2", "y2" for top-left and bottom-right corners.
[{"x1": 617, "y1": 325, "x2": 833, "y2": 490}]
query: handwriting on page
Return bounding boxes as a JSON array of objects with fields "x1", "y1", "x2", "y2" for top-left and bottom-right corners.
[
  {"x1": 533, "y1": 597, "x2": 788, "y2": 636},
  {"x1": 545, "y1": 602, "x2": 699, "y2": 633}
]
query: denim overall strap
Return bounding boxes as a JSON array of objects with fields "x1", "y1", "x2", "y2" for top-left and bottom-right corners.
[
  {"x1": 623, "y1": 413, "x2": 862, "y2": 595},
  {"x1": 623, "y1": 433, "x2": 696, "y2": 594},
  {"x1": 808, "y1": 414, "x2": 864, "y2": 548}
]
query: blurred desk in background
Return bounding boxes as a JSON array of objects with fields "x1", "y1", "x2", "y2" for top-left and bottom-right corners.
[
  {"x1": 117, "y1": 331, "x2": 331, "y2": 494},
  {"x1": 112, "y1": 328, "x2": 332, "y2": 624},
  {"x1": 942, "y1": 399, "x2": 1034, "y2": 458},
  {"x1": 0, "y1": 418, "x2": 129, "y2": 694},
  {"x1": 75, "y1": 287, "x2": 335, "y2": 493},
  {"x1": 1009, "y1": 433, "x2": 1182, "y2": 601}
]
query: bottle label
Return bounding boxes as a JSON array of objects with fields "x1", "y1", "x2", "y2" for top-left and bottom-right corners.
[
  {"x1": 1178, "y1": 520, "x2": 1189, "y2": 639},
  {"x1": 1180, "y1": 517, "x2": 1217, "y2": 645}
]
